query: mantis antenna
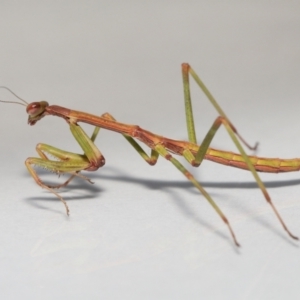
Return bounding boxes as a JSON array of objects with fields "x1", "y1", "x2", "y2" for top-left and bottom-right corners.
[{"x1": 0, "y1": 86, "x2": 28, "y2": 106}]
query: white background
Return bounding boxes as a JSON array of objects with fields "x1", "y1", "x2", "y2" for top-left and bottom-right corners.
[{"x1": 0, "y1": 1, "x2": 300, "y2": 299}]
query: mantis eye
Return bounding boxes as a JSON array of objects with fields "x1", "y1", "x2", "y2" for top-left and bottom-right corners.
[
  {"x1": 26, "y1": 102, "x2": 40, "y2": 115},
  {"x1": 26, "y1": 101, "x2": 49, "y2": 116}
]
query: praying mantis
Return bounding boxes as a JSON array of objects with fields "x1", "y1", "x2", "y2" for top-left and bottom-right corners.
[{"x1": 0, "y1": 63, "x2": 299, "y2": 247}]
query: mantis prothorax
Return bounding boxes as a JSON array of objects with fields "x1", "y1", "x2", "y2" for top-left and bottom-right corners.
[{"x1": 0, "y1": 63, "x2": 299, "y2": 247}]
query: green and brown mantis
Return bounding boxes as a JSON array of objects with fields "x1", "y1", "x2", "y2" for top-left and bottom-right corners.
[{"x1": 0, "y1": 63, "x2": 299, "y2": 247}]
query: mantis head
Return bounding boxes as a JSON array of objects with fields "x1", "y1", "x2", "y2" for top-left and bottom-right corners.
[
  {"x1": 26, "y1": 101, "x2": 49, "y2": 125},
  {"x1": 0, "y1": 87, "x2": 49, "y2": 126}
]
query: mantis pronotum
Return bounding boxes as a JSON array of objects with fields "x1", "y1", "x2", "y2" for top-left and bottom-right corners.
[{"x1": 0, "y1": 63, "x2": 298, "y2": 247}]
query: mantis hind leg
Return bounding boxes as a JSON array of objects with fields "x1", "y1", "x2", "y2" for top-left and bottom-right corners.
[
  {"x1": 181, "y1": 63, "x2": 257, "y2": 150},
  {"x1": 181, "y1": 63, "x2": 297, "y2": 241}
]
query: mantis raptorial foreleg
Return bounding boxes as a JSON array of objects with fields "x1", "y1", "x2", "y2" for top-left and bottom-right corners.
[
  {"x1": 181, "y1": 63, "x2": 298, "y2": 241},
  {"x1": 34, "y1": 143, "x2": 95, "y2": 189},
  {"x1": 25, "y1": 122, "x2": 105, "y2": 214},
  {"x1": 37, "y1": 123, "x2": 104, "y2": 190}
]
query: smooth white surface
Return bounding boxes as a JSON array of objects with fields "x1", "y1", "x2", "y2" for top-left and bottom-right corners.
[{"x1": 0, "y1": 1, "x2": 300, "y2": 299}]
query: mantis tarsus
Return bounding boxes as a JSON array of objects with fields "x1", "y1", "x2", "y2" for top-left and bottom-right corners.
[{"x1": 0, "y1": 63, "x2": 299, "y2": 247}]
